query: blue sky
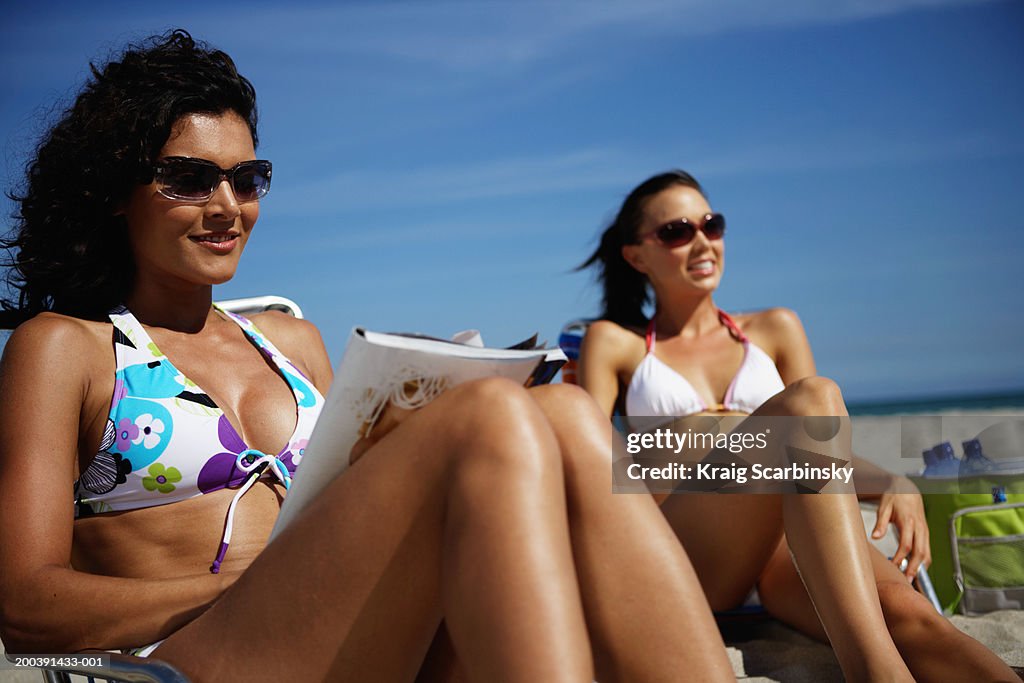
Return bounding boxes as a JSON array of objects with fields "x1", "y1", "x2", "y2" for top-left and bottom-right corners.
[{"x1": 2, "y1": 0, "x2": 1022, "y2": 401}]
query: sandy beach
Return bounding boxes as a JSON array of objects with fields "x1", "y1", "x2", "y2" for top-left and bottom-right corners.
[
  {"x1": 720, "y1": 608, "x2": 1024, "y2": 681},
  {"x1": 850, "y1": 409, "x2": 1024, "y2": 477}
]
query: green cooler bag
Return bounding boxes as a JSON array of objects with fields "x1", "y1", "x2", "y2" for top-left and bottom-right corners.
[{"x1": 912, "y1": 474, "x2": 1024, "y2": 614}]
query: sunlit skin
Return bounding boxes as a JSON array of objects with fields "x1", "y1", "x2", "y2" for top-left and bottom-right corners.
[
  {"x1": 0, "y1": 115, "x2": 737, "y2": 682},
  {"x1": 623, "y1": 185, "x2": 724, "y2": 301},
  {"x1": 71, "y1": 113, "x2": 298, "y2": 584},
  {"x1": 123, "y1": 114, "x2": 259, "y2": 292},
  {"x1": 579, "y1": 183, "x2": 1017, "y2": 682}
]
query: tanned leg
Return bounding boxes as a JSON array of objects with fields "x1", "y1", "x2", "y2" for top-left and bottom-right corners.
[
  {"x1": 759, "y1": 536, "x2": 1019, "y2": 682},
  {"x1": 154, "y1": 378, "x2": 593, "y2": 683},
  {"x1": 662, "y1": 377, "x2": 913, "y2": 682},
  {"x1": 530, "y1": 384, "x2": 735, "y2": 683}
]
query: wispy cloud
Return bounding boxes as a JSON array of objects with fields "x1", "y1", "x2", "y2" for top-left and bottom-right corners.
[
  {"x1": 259, "y1": 217, "x2": 545, "y2": 252},
  {"x1": 270, "y1": 146, "x2": 635, "y2": 215},
  {"x1": 2, "y1": 0, "x2": 998, "y2": 83},
  {"x1": 268, "y1": 125, "x2": 1021, "y2": 218},
  {"x1": 234, "y1": 0, "x2": 999, "y2": 73}
]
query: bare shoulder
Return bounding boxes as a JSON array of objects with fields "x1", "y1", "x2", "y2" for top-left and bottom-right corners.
[
  {"x1": 248, "y1": 310, "x2": 322, "y2": 348},
  {"x1": 731, "y1": 308, "x2": 814, "y2": 375},
  {"x1": 0, "y1": 313, "x2": 111, "y2": 472},
  {"x1": 580, "y1": 319, "x2": 646, "y2": 371},
  {"x1": 247, "y1": 311, "x2": 333, "y2": 391},
  {"x1": 6, "y1": 310, "x2": 104, "y2": 343},
  {"x1": 583, "y1": 319, "x2": 644, "y2": 351},
  {"x1": 1, "y1": 312, "x2": 108, "y2": 373},
  {"x1": 733, "y1": 307, "x2": 805, "y2": 345}
]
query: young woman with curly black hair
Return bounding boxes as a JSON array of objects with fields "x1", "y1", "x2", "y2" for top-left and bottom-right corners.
[{"x1": 0, "y1": 32, "x2": 739, "y2": 682}]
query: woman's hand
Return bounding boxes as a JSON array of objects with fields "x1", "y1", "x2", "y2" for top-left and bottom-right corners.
[{"x1": 870, "y1": 476, "x2": 930, "y2": 580}]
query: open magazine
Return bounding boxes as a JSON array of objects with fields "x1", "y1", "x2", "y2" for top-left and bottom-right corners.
[{"x1": 270, "y1": 327, "x2": 566, "y2": 538}]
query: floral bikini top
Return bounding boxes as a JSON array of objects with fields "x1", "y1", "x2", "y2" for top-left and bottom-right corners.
[{"x1": 74, "y1": 305, "x2": 325, "y2": 572}]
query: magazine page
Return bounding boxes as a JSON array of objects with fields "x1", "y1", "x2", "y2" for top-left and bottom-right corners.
[{"x1": 271, "y1": 328, "x2": 565, "y2": 537}]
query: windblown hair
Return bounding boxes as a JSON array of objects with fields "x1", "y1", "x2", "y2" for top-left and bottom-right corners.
[
  {"x1": 579, "y1": 170, "x2": 705, "y2": 327},
  {"x1": 0, "y1": 29, "x2": 258, "y2": 328}
]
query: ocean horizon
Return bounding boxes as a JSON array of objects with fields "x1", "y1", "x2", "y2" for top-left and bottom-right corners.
[{"x1": 847, "y1": 389, "x2": 1024, "y2": 416}]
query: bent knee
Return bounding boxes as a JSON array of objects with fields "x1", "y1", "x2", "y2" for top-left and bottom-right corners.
[
  {"x1": 530, "y1": 383, "x2": 609, "y2": 428},
  {"x1": 443, "y1": 377, "x2": 536, "y2": 431},
  {"x1": 441, "y1": 377, "x2": 559, "y2": 472},
  {"x1": 530, "y1": 381, "x2": 590, "y2": 407},
  {"x1": 451, "y1": 375, "x2": 528, "y2": 402},
  {"x1": 531, "y1": 383, "x2": 615, "y2": 466},
  {"x1": 532, "y1": 378, "x2": 598, "y2": 405},
  {"x1": 790, "y1": 376, "x2": 844, "y2": 406},
  {"x1": 775, "y1": 376, "x2": 846, "y2": 415}
]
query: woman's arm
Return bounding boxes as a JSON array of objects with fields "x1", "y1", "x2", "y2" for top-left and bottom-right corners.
[
  {"x1": 852, "y1": 457, "x2": 931, "y2": 577},
  {"x1": 577, "y1": 320, "x2": 633, "y2": 418},
  {"x1": 0, "y1": 316, "x2": 233, "y2": 653},
  {"x1": 751, "y1": 307, "x2": 817, "y2": 384}
]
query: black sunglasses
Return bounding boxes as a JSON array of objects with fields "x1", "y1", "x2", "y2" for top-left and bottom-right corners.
[
  {"x1": 638, "y1": 212, "x2": 726, "y2": 248},
  {"x1": 152, "y1": 156, "x2": 272, "y2": 203}
]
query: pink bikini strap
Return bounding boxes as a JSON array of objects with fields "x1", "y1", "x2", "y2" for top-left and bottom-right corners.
[
  {"x1": 645, "y1": 319, "x2": 656, "y2": 352},
  {"x1": 717, "y1": 310, "x2": 749, "y2": 343},
  {"x1": 648, "y1": 310, "x2": 746, "y2": 349}
]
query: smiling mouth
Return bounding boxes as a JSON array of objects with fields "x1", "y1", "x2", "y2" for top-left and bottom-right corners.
[
  {"x1": 688, "y1": 259, "x2": 715, "y2": 275},
  {"x1": 189, "y1": 234, "x2": 239, "y2": 253},
  {"x1": 190, "y1": 234, "x2": 236, "y2": 243}
]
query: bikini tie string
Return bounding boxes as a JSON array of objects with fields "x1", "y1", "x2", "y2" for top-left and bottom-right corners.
[{"x1": 210, "y1": 450, "x2": 292, "y2": 574}]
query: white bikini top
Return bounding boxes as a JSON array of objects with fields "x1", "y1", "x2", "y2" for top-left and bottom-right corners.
[{"x1": 625, "y1": 311, "x2": 785, "y2": 417}]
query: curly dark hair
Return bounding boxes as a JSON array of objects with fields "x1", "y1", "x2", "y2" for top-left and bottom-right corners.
[
  {"x1": 579, "y1": 170, "x2": 706, "y2": 327},
  {"x1": 0, "y1": 29, "x2": 258, "y2": 328}
]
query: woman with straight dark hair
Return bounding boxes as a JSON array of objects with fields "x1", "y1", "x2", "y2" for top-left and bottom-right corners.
[
  {"x1": 0, "y1": 36, "x2": 736, "y2": 682},
  {"x1": 577, "y1": 169, "x2": 1017, "y2": 682}
]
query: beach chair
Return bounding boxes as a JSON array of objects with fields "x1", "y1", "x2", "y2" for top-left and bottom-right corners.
[
  {"x1": 0, "y1": 653, "x2": 189, "y2": 683},
  {"x1": 4, "y1": 296, "x2": 303, "y2": 683},
  {"x1": 215, "y1": 294, "x2": 304, "y2": 319}
]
